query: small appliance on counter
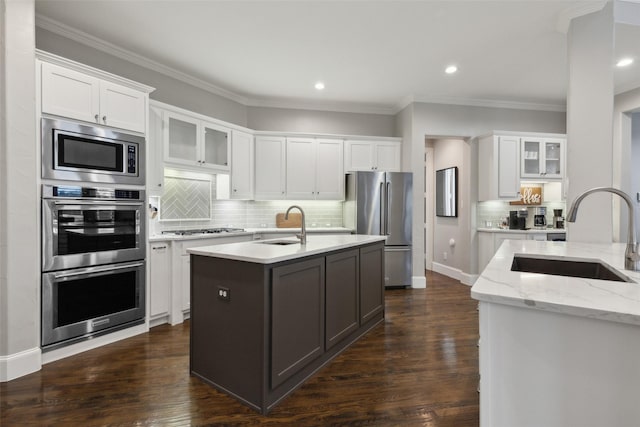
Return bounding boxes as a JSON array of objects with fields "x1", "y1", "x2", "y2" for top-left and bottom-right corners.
[
  {"x1": 553, "y1": 209, "x2": 564, "y2": 229},
  {"x1": 509, "y1": 209, "x2": 528, "y2": 230},
  {"x1": 533, "y1": 206, "x2": 547, "y2": 229}
]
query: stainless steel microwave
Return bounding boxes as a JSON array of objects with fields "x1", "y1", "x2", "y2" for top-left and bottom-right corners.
[{"x1": 42, "y1": 117, "x2": 145, "y2": 185}]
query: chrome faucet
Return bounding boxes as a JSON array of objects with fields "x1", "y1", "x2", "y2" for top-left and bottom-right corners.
[
  {"x1": 285, "y1": 205, "x2": 307, "y2": 245},
  {"x1": 567, "y1": 187, "x2": 640, "y2": 271}
]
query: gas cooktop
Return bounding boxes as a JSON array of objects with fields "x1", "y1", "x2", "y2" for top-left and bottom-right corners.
[{"x1": 162, "y1": 227, "x2": 246, "y2": 236}]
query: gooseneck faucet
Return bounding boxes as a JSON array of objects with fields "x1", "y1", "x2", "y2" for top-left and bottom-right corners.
[
  {"x1": 567, "y1": 187, "x2": 640, "y2": 271},
  {"x1": 285, "y1": 205, "x2": 306, "y2": 245}
]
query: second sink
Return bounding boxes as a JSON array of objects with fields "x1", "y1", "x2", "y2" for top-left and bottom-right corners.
[
  {"x1": 257, "y1": 240, "x2": 299, "y2": 246},
  {"x1": 511, "y1": 254, "x2": 634, "y2": 283}
]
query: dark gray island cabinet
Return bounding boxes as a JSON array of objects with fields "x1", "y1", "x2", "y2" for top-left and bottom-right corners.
[{"x1": 187, "y1": 235, "x2": 386, "y2": 414}]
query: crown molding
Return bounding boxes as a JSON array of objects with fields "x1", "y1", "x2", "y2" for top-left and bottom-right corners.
[
  {"x1": 556, "y1": 1, "x2": 608, "y2": 33},
  {"x1": 245, "y1": 97, "x2": 397, "y2": 115},
  {"x1": 35, "y1": 14, "x2": 249, "y2": 105},
  {"x1": 401, "y1": 95, "x2": 567, "y2": 113},
  {"x1": 35, "y1": 13, "x2": 568, "y2": 117}
]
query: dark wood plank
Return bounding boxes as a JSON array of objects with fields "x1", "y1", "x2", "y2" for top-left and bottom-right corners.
[{"x1": 0, "y1": 270, "x2": 479, "y2": 426}]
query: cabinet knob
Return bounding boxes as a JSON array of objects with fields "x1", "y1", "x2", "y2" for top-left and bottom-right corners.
[
  {"x1": 94, "y1": 114, "x2": 99, "y2": 122},
  {"x1": 157, "y1": 183, "x2": 162, "y2": 187},
  {"x1": 233, "y1": 189, "x2": 237, "y2": 192},
  {"x1": 102, "y1": 115, "x2": 107, "y2": 123}
]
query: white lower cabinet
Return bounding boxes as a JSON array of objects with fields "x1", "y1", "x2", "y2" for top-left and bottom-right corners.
[{"x1": 149, "y1": 243, "x2": 171, "y2": 325}]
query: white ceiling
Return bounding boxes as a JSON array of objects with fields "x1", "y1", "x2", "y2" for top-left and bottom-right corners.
[{"x1": 34, "y1": 0, "x2": 636, "y2": 114}]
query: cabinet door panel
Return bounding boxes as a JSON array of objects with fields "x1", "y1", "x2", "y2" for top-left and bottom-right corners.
[
  {"x1": 202, "y1": 122, "x2": 230, "y2": 170},
  {"x1": 326, "y1": 250, "x2": 359, "y2": 349},
  {"x1": 316, "y1": 139, "x2": 344, "y2": 200},
  {"x1": 165, "y1": 112, "x2": 199, "y2": 166},
  {"x1": 99, "y1": 81, "x2": 146, "y2": 133},
  {"x1": 149, "y1": 243, "x2": 171, "y2": 319},
  {"x1": 41, "y1": 62, "x2": 100, "y2": 124},
  {"x1": 360, "y1": 244, "x2": 384, "y2": 323},
  {"x1": 271, "y1": 258, "x2": 325, "y2": 388},
  {"x1": 375, "y1": 143, "x2": 401, "y2": 172},
  {"x1": 345, "y1": 141, "x2": 374, "y2": 171},
  {"x1": 286, "y1": 138, "x2": 316, "y2": 199},
  {"x1": 230, "y1": 130, "x2": 254, "y2": 199},
  {"x1": 255, "y1": 136, "x2": 286, "y2": 199},
  {"x1": 498, "y1": 136, "x2": 520, "y2": 198}
]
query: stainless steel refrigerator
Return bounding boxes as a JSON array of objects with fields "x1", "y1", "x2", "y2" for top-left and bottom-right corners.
[{"x1": 344, "y1": 171, "x2": 413, "y2": 288}]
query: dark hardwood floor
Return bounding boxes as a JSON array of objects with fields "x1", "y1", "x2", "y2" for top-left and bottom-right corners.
[{"x1": 1, "y1": 271, "x2": 479, "y2": 426}]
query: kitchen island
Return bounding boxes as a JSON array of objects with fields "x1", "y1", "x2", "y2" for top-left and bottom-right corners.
[
  {"x1": 187, "y1": 235, "x2": 386, "y2": 414},
  {"x1": 471, "y1": 239, "x2": 640, "y2": 427}
]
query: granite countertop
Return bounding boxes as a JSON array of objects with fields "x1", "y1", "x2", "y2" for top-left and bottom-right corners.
[
  {"x1": 477, "y1": 227, "x2": 566, "y2": 234},
  {"x1": 149, "y1": 227, "x2": 354, "y2": 242},
  {"x1": 187, "y1": 234, "x2": 386, "y2": 264},
  {"x1": 471, "y1": 239, "x2": 640, "y2": 326}
]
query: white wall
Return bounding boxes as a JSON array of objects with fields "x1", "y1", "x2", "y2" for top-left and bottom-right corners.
[
  {"x1": 0, "y1": 0, "x2": 40, "y2": 381},
  {"x1": 35, "y1": 27, "x2": 249, "y2": 127},
  {"x1": 431, "y1": 138, "x2": 470, "y2": 277},
  {"x1": 396, "y1": 102, "x2": 566, "y2": 281},
  {"x1": 565, "y1": 3, "x2": 615, "y2": 243},
  {"x1": 247, "y1": 106, "x2": 396, "y2": 137}
]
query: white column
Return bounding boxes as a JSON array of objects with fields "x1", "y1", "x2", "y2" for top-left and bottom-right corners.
[
  {"x1": 566, "y1": 3, "x2": 615, "y2": 243},
  {"x1": 0, "y1": 0, "x2": 41, "y2": 381}
]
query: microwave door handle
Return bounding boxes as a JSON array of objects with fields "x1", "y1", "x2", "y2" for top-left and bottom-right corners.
[
  {"x1": 54, "y1": 261, "x2": 144, "y2": 279},
  {"x1": 53, "y1": 201, "x2": 144, "y2": 207}
]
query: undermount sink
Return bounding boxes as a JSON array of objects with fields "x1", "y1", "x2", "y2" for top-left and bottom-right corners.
[
  {"x1": 511, "y1": 254, "x2": 635, "y2": 283},
  {"x1": 257, "y1": 240, "x2": 299, "y2": 246}
]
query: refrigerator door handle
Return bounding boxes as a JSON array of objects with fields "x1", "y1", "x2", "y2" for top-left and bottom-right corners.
[
  {"x1": 380, "y1": 182, "x2": 385, "y2": 235},
  {"x1": 386, "y1": 182, "x2": 391, "y2": 235}
]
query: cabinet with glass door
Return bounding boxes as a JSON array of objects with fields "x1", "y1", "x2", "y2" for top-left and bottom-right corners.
[{"x1": 521, "y1": 137, "x2": 565, "y2": 179}]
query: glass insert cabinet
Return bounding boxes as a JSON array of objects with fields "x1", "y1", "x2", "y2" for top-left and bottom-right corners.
[
  {"x1": 520, "y1": 137, "x2": 564, "y2": 179},
  {"x1": 163, "y1": 110, "x2": 230, "y2": 172}
]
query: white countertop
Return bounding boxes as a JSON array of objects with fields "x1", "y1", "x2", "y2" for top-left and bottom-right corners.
[
  {"x1": 477, "y1": 227, "x2": 566, "y2": 234},
  {"x1": 187, "y1": 234, "x2": 386, "y2": 264},
  {"x1": 471, "y1": 240, "x2": 640, "y2": 326},
  {"x1": 149, "y1": 227, "x2": 353, "y2": 242}
]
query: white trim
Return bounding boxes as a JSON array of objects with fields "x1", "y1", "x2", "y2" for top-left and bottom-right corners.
[
  {"x1": 411, "y1": 275, "x2": 426, "y2": 289},
  {"x1": 35, "y1": 15, "x2": 245, "y2": 104},
  {"x1": 556, "y1": 1, "x2": 608, "y2": 33},
  {"x1": 246, "y1": 97, "x2": 396, "y2": 116},
  {"x1": 42, "y1": 323, "x2": 147, "y2": 365},
  {"x1": 460, "y1": 272, "x2": 479, "y2": 286},
  {"x1": 431, "y1": 262, "x2": 462, "y2": 282},
  {"x1": 401, "y1": 94, "x2": 566, "y2": 113},
  {"x1": 36, "y1": 14, "x2": 574, "y2": 117},
  {"x1": 0, "y1": 347, "x2": 42, "y2": 382}
]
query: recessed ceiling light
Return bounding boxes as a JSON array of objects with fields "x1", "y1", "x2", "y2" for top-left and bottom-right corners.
[
  {"x1": 616, "y1": 57, "x2": 634, "y2": 68},
  {"x1": 315, "y1": 81, "x2": 325, "y2": 90},
  {"x1": 445, "y1": 65, "x2": 458, "y2": 74}
]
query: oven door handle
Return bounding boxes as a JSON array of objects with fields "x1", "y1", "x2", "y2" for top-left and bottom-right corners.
[
  {"x1": 52, "y1": 201, "x2": 144, "y2": 207},
  {"x1": 54, "y1": 261, "x2": 144, "y2": 279}
]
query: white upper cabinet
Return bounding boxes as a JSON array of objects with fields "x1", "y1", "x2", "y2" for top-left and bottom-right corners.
[
  {"x1": 163, "y1": 110, "x2": 230, "y2": 172},
  {"x1": 345, "y1": 140, "x2": 401, "y2": 172},
  {"x1": 230, "y1": 130, "x2": 254, "y2": 199},
  {"x1": 520, "y1": 137, "x2": 565, "y2": 179},
  {"x1": 254, "y1": 136, "x2": 287, "y2": 200},
  {"x1": 478, "y1": 134, "x2": 521, "y2": 201},
  {"x1": 286, "y1": 138, "x2": 344, "y2": 200},
  {"x1": 41, "y1": 61, "x2": 147, "y2": 133}
]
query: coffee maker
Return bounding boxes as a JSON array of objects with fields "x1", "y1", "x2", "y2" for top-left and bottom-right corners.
[
  {"x1": 553, "y1": 209, "x2": 564, "y2": 229},
  {"x1": 533, "y1": 206, "x2": 547, "y2": 229},
  {"x1": 509, "y1": 210, "x2": 527, "y2": 230}
]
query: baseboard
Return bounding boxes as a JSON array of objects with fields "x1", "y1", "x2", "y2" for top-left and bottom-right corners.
[
  {"x1": 42, "y1": 323, "x2": 147, "y2": 365},
  {"x1": 431, "y1": 262, "x2": 462, "y2": 281},
  {"x1": 0, "y1": 347, "x2": 42, "y2": 382},
  {"x1": 411, "y1": 276, "x2": 426, "y2": 289},
  {"x1": 460, "y1": 272, "x2": 479, "y2": 286}
]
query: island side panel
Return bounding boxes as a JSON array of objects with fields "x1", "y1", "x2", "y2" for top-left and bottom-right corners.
[
  {"x1": 190, "y1": 255, "x2": 268, "y2": 410},
  {"x1": 479, "y1": 301, "x2": 640, "y2": 427},
  {"x1": 360, "y1": 243, "x2": 385, "y2": 323},
  {"x1": 325, "y1": 249, "x2": 360, "y2": 350}
]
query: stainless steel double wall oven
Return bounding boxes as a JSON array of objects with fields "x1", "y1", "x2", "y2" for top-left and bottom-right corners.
[{"x1": 41, "y1": 117, "x2": 146, "y2": 350}]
